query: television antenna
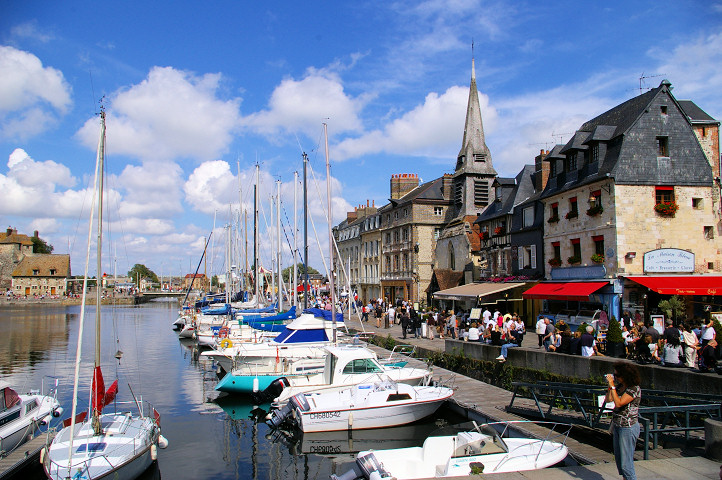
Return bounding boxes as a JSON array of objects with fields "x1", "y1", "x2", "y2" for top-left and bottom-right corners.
[{"x1": 639, "y1": 72, "x2": 664, "y2": 93}]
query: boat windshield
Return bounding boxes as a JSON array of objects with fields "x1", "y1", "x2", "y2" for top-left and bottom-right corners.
[
  {"x1": 453, "y1": 431, "x2": 508, "y2": 457},
  {"x1": 342, "y1": 359, "x2": 383, "y2": 374}
]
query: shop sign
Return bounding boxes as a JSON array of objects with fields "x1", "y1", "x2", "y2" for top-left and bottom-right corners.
[{"x1": 643, "y1": 248, "x2": 695, "y2": 273}]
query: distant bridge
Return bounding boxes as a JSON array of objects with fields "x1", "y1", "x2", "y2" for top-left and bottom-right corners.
[{"x1": 135, "y1": 291, "x2": 186, "y2": 303}]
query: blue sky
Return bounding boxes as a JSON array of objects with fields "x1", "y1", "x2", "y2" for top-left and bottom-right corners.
[{"x1": 1, "y1": 1, "x2": 721, "y2": 280}]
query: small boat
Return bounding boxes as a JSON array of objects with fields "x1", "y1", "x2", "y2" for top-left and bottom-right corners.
[
  {"x1": 268, "y1": 379, "x2": 453, "y2": 432},
  {"x1": 215, "y1": 356, "x2": 327, "y2": 394},
  {"x1": 331, "y1": 422, "x2": 570, "y2": 479},
  {"x1": 252, "y1": 345, "x2": 431, "y2": 405},
  {"x1": 0, "y1": 379, "x2": 63, "y2": 456}
]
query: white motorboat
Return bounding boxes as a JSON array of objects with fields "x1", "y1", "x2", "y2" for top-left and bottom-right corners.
[
  {"x1": 44, "y1": 108, "x2": 167, "y2": 480},
  {"x1": 332, "y1": 422, "x2": 570, "y2": 479},
  {"x1": 0, "y1": 379, "x2": 62, "y2": 456},
  {"x1": 200, "y1": 308, "x2": 345, "y2": 372},
  {"x1": 268, "y1": 379, "x2": 453, "y2": 432},
  {"x1": 253, "y1": 344, "x2": 431, "y2": 405}
]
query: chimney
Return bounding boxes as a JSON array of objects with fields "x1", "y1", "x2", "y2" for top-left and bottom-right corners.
[
  {"x1": 34, "y1": 230, "x2": 39, "y2": 239},
  {"x1": 534, "y1": 149, "x2": 550, "y2": 192},
  {"x1": 6, "y1": 227, "x2": 12, "y2": 236},
  {"x1": 441, "y1": 174, "x2": 454, "y2": 201},
  {"x1": 346, "y1": 208, "x2": 358, "y2": 222},
  {"x1": 390, "y1": 173, "x2": 420, "y2": 200}
]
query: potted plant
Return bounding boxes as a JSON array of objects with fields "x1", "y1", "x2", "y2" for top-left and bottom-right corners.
[
  {"x1": 606, "y1": 316, "x2": 625, "y2": 357},
  {"x1": 591, "y1": 253, "x2": 605, "y2": 264},
  {"x1": 547, "y1": 214, "x2": 560, "y2": 223},
  {"x1": 586, "y1": 205, "x2": 604, "y2": 216},
  {"x1": 567, "y1": 255, "x2": 581, "y2": 265},
  {"x1": 480, "y1": 231, "x2": 489, "y2": 240},
  {"x1": 493, "y1": 226, "x2": 504, "y2": 235},
  {"x1": 565, "y1": 210, "x2": 578, "y2": 220},
  {"x1": 548, "y1": 257, "x2": 562, "y2": 267},
  {"x1": 654, "y1": 201, "x2": 678, "y2": 216}
]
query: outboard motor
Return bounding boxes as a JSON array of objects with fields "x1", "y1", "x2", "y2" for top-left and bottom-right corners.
[
  {"x1": 251, "y1": 377, "x2": 289, "y2": 405},
  {"x1": 267, "y1": 393, "x2": 310, "y2": 429},
  {"x1": 330, "y1": 453, "x2": 391, "y2": 480}
]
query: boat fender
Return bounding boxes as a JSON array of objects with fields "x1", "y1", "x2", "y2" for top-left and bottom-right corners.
[
  {"x1": 220, "y1": 338, "x2": 233, "y2": 349},
  {"x1": 151, "y1": 444, "x2": 157, "y2": 461},
  {"x1": 348, "y1": 411, "x2": 353, "y2": 429},
  {"x1": 40, "y1": 414, "x2": 52, "y2": 425},
  {"x1": 158, "y1": 435, "x2": 169, "y2": 449},
  {"x1": 39, "y1": 447, "x2": 46, "y2": 464},
  {"x1": 252, "y1": 377, "x2": 259, "y2": 393},
  {"x1": 251, "y1": 377, "x2": 288, "y2": 405},
  {"x1": 53, "y1": 406, "x2": 64, "y2": 418}
]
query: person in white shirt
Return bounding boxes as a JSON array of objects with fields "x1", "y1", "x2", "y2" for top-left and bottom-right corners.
[
  {"x1": 536, "y1": 316, "x2": 547, "y2": 348},
  {"x1": 387, "y1": 306, "x2": 396, "y2": 325},
  {"x1": 482, "y1": 308, "x2": 491, "y2": 324},
  {"x1": 467, "y1": 323, "x2": 480, "y2": 341}
]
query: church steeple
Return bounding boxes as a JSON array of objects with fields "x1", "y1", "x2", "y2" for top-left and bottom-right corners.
[{"x1": 452, "y1": 54, "x2": 496, "y2": 217}]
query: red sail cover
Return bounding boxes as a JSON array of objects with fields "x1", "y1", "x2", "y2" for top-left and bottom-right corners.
[
  {"x1": 92, "y1": 366, "x2": 105, "y2": 412},
  {"x1": 4, "y1": 387, "x2": 20, "y2": 408},
  {"x1": 62, "y1": 411, "x2": 88, "y2": 428},
  {"x1": 104, "y1": 380, "x2": 118, "y2": 407}
]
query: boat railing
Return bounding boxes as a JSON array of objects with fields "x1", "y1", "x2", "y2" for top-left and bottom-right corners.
[
  {"x1": 45, "y1": 432, "x2": 148, "y2": 477},
  {"x1": 479, "y1": 421, "x2": 571, "y2": 471}
]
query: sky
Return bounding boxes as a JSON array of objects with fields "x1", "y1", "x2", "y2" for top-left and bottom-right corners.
[{"x1": 1, "y1": 0, "x2": 722, "y2": 282}]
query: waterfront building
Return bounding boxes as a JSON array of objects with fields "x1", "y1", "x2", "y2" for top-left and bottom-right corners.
[
  {"x1": 359, "y1": 203, "x2": 382, "y2": 304},
  {"x1": 11, "y1": 254, "x2": 71, "y2": 296},
  {"x1": 0, "y1": 228, "x2": 38, "y2": 289},
  {"x1": 524, "y1": 80, "x2": 722, "y2": 321},
  {"x1": 182, "y1": 273, "x2": 210, "y2": 292}
]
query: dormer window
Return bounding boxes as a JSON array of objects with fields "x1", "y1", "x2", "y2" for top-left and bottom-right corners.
[
  {"x1": 32, "y1": 269, "x2": 39, "y2": 275},
  {"x1": 495, "y1": 187, "x2": 502, "y2": 202},
  {"x1": 550, "y1": 160, "x2": 558, "y2": 177},
  {"x1": 591, "y1": 144, "x2": 600, "y2": 163},
  {"x1": 473, "y1": 153, "x2": 486, "y2": 162},
  {"x1": 567, "y1": 152, "x2": 577, "y2": 171},
  {"x1": 50, "y1": 269, "x2": 56, "y2": 275},
  {"x1": 660, "y1": 105, "x2": 668, "y2": 115}
]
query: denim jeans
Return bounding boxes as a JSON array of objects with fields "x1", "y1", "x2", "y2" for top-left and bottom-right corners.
[
  {"x1": 612, "y1": 422, "x2": 640, "y2": 480},
  {"x1": 500, "y1": 342, "x2": 518, "y2": 358}
]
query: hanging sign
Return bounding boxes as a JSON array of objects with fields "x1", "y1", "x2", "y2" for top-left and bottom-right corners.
[{"x1": 643, "y1": 248, "x2": 695, "y2": 273}]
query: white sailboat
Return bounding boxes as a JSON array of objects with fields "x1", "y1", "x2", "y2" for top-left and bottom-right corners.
[
  {"x1": 0, "y1": 379, "x2": 62, "y2": 456},
  {"x1": 44, "y1": 107, "x2": 167, "y2": 480}
]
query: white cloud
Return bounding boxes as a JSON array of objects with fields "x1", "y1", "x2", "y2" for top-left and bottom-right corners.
[
  {"x1": 111, "y1": 161, "x2": 184, "y2": 218},
  {"x1": 75, "y1": 66, "x2": 242, "y2": 162},
  {"x1": 10, "y1": 21, "x2": 54, "y2": 43},
  {"x1": 0, "y1": 46, "x2": 71, "y2": 140},
  {"x1": 241, "y1": 68, "x2": 367, "y2": 140}
]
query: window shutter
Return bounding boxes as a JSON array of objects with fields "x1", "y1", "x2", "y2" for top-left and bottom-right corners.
[
  {"x1": 531, "y1": 245, "x2": 537, "y2": 269},
  {"x1": 518, "y1": 247, "x2": 524, "y2": 270}
]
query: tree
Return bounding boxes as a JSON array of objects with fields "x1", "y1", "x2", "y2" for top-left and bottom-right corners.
[
  {"x1": 31, "y1": 236, "x2": 54, "y2": 254},
  {"x1": 282, "y1": 263, "x2": 319, "y2": 282},
  {"x1": 658, "y1": 295, "x2": 685, "y2": 324},
  {"x1": 127, "y1": 264, "x2": 159, "y2": 286}
]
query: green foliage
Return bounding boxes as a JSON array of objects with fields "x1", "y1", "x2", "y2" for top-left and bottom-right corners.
[
  {"x1": 127, "y1": 264, "x2": 159, "y2": 286},
  {"x1": 567, "y1": 255, "x2": 581, "y2": 265},
  {"x1": 578, "y1": 322, "x2": 589, "y2": 334},
  {"x1": 211, "y1": 275, "x2": 220, "y2": 287},
  {"x1": 606, "y1": 316, "x2": 623, "y2": 343},
  {"x1": 658, "y1": 295, "x2": 685, "y2": 323},
  {"x1": 31, "y1": 236, "x2": 54, "y2": 254},
  {"x1": 282, "y1": 263, "x2": 320, "y2": 282},
  {"x1": 712, "y1": 317, "x2": 722, "y2": 341}
]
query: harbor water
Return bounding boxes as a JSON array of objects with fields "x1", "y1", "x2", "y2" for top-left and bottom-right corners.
[{"x1": 0, "y1": 300, "x2": 462, "y2": 479}]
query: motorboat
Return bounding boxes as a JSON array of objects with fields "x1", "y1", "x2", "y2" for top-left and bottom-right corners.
[
  {"x1": 200, "y1": 308, "x2": 345, "y2": 372},
  {"x1": 44, "y1": 108, "x2": 167, "y2": 480},
  {"x1": 0, "y1": 379, "x2": 63, "y2": 456},
  {"x1": 252, "y1": 344, "x2": 431, "y2": 405},
  {"x1": 331, "y1": 422, "x2": 570, "y2": 479},
  {"x1": 196, "y1": 306, "x2": 298, "y2": 348},
  {"x1": 268, "y1": 379, "x2": 453, "y2": 432}
]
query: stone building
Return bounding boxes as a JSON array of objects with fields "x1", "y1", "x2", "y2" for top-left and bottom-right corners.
[
  {"x1": 358, "y1": 204, "x2": 382, "y2": 304},
  {"x1": 526, "y1": 80, "x2": 722, "y2": 320},
  {"x1": 11, "y1": 254, "x2": 71, "y2": 296},
  {"x1": 182, "y1": 273, "x2": 210, "y2": 292},
  {"x1": 0, "y1": 228, "x2": 36, "y2": 289},
  {"x1": 334, "y1": 201, "x2": 377, "y2": 301}
]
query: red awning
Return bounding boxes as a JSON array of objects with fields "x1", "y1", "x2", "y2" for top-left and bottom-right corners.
[
  {"x1": 627, "y1": 276, "x2": 722, "y2": 295},
  {"x1": 523, "y1": 281, "x2": 609, "y2": 301}
]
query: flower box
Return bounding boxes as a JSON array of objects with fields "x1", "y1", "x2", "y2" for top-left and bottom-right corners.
[
  {"x1": 493, "y1": 226, "x2": 504, "y2": 235},
  {"x1": 591, "y1": 253, "x2": 605, "y2": 264},
  {"x1": 565, "y1": 211, "x2": 578, "y2": 220},
  {"x1": 654, "y1": 201, "x2": 678, "y2": 216},
  {"x1": 548, "y1": 258, "x2": 562, "y2": 267},
  {"x1": 480, "y1": 231, "x2": 489, "y2": 240},
  {"x1": 586, "y1": 205, "x2": 604, "y2": 216},
  {"x1": 547, "y1": 215, "x2": 560, "y2": 224},
  {"x1": 567, "y1": 255, "x2": 581, "y2": 265}
]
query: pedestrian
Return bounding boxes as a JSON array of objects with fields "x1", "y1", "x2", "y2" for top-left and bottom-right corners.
[
  {"x1": 361, "y1": 301, "x2": 370, "y2": 323},
  {"x1": 681, "y1": 323, "x2": 699, "y2": 368},
  {"x1": 387, "y1": 305, "x2": 396, "y2": 326},
  {"x1": 449, "y1": 310, "x2": 458, "y2": 339},
  {"x1": 536, "y1": 315, "x2": 546, "y2": 348},
  {"x1": 605, "y1": 362, "x2": 642, "y2": 480},
  {"x1": 399, "y1": 308, "x2": 410, "y2": 339},
  {"x1": 375, "y1": 302, "x2": 383, "y2": 328},
  {"x1": 542, "y1": 318, "x2": 555, "y2": 351},
  {"x1": 581, "y1": 326, "x2": 597, "y2": 357},
  {"x1": 427, "y1": 311, "x2": 436, "y2": 340},
  {"x1": 410, "y1": 307, "x2": 421, "y2": 338},
  {"x1": 701, "y1": 317, "x2": 716, "y2": 347}
]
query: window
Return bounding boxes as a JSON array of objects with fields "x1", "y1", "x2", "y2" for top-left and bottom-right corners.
[
  {"x1": 394, "y1": 211, "x2": 399, "y2": 220},
  {"x1": 571, "y1": 238, "x2": 581, "y2": 258},
  {"x1": 660, "y1": 105, "x2": 667, "y2": 115},
  {"x1": 591, "y1": 144, "x2": 600, "y2": 163},
  {"x1": 50, "y1": 269, "x2": 56, "y2": 275},
  {"x1": 393, "y1": 255, "x2": 399, "y2": 270},
  {"x1": 434, "y1": 206, "x2": 443, "y2": 216},
  {"x1": 709, "y1": 262, "x2": 715, "y2": 270},
  {"x1": 343, "y1": 359, "x2": 382, "y2": 374},
  {"x1": 474, "y1": 180, "x2": 489, "y2": 206},
  {"x1": 448, "y1": 245, "x2": 456, "y2": 270},
  {"x1": 522, "y1": 206, "x2": 534, "y2": 228},
  {"x1": 495, "y1": 185, "x2": 502, "y2": 203},
  {"x1": 593, "y1": 235, "x2": 605, "y2": 256},
  {"x1": 552, "y1": 241, "x2": 561, "y2": 261},
  {"x1": 693, "y1": 198, "x2": 703, "y2": 209},
  {"x1": 567, "y1": 152, "x2": 577, "y2": 171},
  {"x1": 551, "y1": 202, "x2": 559, "y2": 218},
  {"x1": 32, "y1": 269, "x2": 39, "y2": 276},
  {"x1": 567, "y1": 197, "x2": 578, "y2": 218},
  {"x1": 403, "y1": 208, "x2": 408, "y2": 218},
  {"x1": 454, "y1": 183, "x2": 463, "y2": 205},
  {"x1": 519, "y1": 245, "x2": 537, "y2": 270},
  {"x1": 657, "y1": 136, "x2": 669, "y2": 157},
  {"x1": 393, "y1": 230, "x2": 399, "y2": 242},
  {"x1": 655, "y1": 186, "x2": 674, "y2": 205},
  {"x1": 434, "y1": 228, "x2": 441, "y2": 240},
  {"x1": 403, "y1": 253, "x2": 409, "y2": 270},
  {"x1": 385, "y1": 256, "x2": 391, "y2": 271},
  {"x1": 550, "y1": 160, "x2": 557, "y2": 177},
  {"x1": 704, "y1": 226, "x2": 714, "y2": 240},
  {"x1": 402, "y1": 228, "x2": 409, "y2": 241},
  {"x1": 385, "y1": 233, "x2": 391, "y2": 243},
  {"x1": 474, "y1": 153, "x2": 486, "y2": 162}
]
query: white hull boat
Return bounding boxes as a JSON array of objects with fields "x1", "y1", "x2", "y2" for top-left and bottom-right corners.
[
  {"x1": 332, "y1": 422, "x2": 570, "y2": 479},
  {"x1": 269, "y1": 380, "x2": 453, "y2": 432},
  {"x1": 0, "y1": 380, "x2": 62, "y2": 456},
  {"x1": 253, "y1": 345, "x2": 431, "y2": 405}
]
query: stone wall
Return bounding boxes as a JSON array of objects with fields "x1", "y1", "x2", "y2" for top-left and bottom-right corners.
[{"x1": 445, "y1": 339, "x2": 722, "y2": 395}]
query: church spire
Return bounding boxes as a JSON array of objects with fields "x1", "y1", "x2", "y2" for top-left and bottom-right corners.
[{"x1": 456, "y1": 55, "x2": 493, "y2": 173}]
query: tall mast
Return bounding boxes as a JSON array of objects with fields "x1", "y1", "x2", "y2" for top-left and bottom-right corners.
[
  {"x1": 303, "y1": 153, "x2": 309, "y2": 309},
  {"x1": 92, "y1": 107, "x2": 106, "y2": 434},
  {"x1": 293, "y1": 170, "x2": 298, "y2": 307},
  {"x1": 254, "y1": 165, "x2": 260, "y2": 303},
  {"x1": 324, "y1": 123, "x2": 336, "y2": 342},
  {"x1": 270, "y1": 193, "x2": 275, "y2": 305},
  {"x1": 276, "y1": 179, "x2": 283, "y2": 311}
]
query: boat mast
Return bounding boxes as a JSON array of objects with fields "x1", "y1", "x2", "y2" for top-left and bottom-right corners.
[
  {"x1": 324, "y1": 123, "x2": 336, "y2": 342},
  {"x1": 270, "y1": 193, "x2": 275, "y2": 305},
  {"x1": 303, "y1": 153, "x2": 309, "y2": 309},
  {"x1": 293, "y1": 170, "x2": 298, "y2": 307},
  {"x1": 92, "y1": 107, "x2": 106, "y2": 435},
  {"x1": 276, "y1": 178, "x2": 283, "y2": 311},
  {"x1": 254, "y1": 164, "x2": 260, "y2": 303}
]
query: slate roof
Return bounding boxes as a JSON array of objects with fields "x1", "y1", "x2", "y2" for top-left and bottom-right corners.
[
  {"x1": 427, "y1": 269, "x2": 464, "y2": 292},
  {"x1": 678, "y1": 100, "x2": 719, "y2": 124},
  {"x1": 474, "y1": 165, "x2": 536, "y2": 224},
  {"x1": 0, "y1": 231, "x2": 33, "y2": 246},
  {"x1": 12, "y1": 254, "x2": 70, "y2": 277},
  {"x1": 578, "y1": 87, "x2": 657, "y2": 139},
  {"x1": 389, "y1": 176, "x2": 446, "y2": 206}
]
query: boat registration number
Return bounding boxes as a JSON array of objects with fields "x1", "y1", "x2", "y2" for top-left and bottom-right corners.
[{"x1": 308, "y1": 411, "x2": 341, "y2": 419}]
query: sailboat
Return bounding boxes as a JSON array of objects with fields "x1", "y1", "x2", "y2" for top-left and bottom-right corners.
[{"x1": 43, "y1": 107, "x2": 167, "y2": 480}]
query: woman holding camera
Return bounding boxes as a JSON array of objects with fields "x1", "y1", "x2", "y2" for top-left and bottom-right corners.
[{"x1": 605, "y1": 362, "x2": 642, "y2": 480}]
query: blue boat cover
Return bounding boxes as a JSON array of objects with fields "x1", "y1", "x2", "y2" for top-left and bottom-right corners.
[
  {"x1": 273, "y1": 328, "x2": 329, "y2": 344},
  {"x1": 303, "y1": 308, "x2": 343, "y2": 323},
  {"x1": 201, "y1": 303, "x2": 231, "y2": 315}
]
